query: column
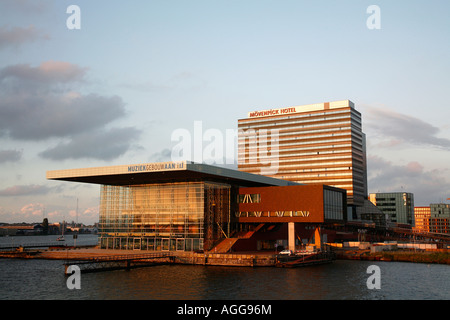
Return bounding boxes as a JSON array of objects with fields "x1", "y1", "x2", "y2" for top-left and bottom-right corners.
[
  {"x1": 288, "y1": 222, "x2": 295, "y2": 252},
  {"x1": 314, "y1": 226, "x2": 321, "y2": 250}
]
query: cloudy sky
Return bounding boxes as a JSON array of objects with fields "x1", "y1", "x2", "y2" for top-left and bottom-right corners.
[{"x1": 0, "y1": 0, "x2": 449, "y2": 225}]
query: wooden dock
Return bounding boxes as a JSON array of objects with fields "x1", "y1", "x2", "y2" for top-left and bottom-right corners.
[{"x1": 63, "y1": 252, "x2": 175, "y2": 274}]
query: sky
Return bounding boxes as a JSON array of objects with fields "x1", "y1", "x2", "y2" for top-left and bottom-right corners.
[{"x1": 0, "y1": 0, "x2": 449, "y2": 225}]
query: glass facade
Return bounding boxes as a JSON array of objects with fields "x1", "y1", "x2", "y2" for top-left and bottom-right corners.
[
  {"x1": 324, "y1": 189, "x2": 344, "y2": 220},
  {"x1": 369, "y1": 192, "x2": 414, "y2": 225},
  {"x1": 99, "y1": 182, "x2": 231, "y2": 251}
]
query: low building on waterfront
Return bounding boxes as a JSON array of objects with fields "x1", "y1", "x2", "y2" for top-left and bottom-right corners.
[{"x1": 0, "y1": 224, "x2": 44, "y2": 236}]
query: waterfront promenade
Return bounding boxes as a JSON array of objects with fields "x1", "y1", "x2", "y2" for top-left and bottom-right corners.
[
  {"x1": 1, "y1": 244, "x2": 449, "y2": 269},
  {"x1": 0, "y1": 247, "x2": 280, "y2": 267}
]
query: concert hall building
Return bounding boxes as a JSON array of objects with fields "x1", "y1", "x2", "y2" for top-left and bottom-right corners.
[{"x1": 47, "y1": 161, "x2": 347, "y2": 252}]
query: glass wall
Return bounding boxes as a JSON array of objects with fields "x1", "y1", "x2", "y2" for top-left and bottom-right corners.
[
  {"x1": 99, "y1": 181, "x2": 231, "y2": 251},
  {"x1": 323, "y1": 189, "x2": 345, "y2": 221}
]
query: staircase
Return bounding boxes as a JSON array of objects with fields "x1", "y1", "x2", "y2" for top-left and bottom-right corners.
[
  {"x1": 210, "y1": 238, "x2": 238, "y2": 253},
  {"x1": 209, "y1": 224, "x2": 266, "y2": 253}
]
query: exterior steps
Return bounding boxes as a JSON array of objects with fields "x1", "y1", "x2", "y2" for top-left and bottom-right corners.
[
  {"x1": 210, "y1": 224, "x2": 266, "y2": 253},
  {"x1": 209, "y1": 238, "x2": 238, "y2": 253}
]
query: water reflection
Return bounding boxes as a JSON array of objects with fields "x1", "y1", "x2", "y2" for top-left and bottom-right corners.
[{"x1": 1, "y1": 258, "x2": 449, "y2": 300}]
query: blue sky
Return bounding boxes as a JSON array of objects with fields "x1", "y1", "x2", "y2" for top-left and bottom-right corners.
[{"x1": 0, "y1": 0, "x2": 449, "y2": 224}]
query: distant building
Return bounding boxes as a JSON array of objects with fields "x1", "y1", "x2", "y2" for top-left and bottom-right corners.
[
  {"x1": 369, "y1": 192, "x2": 414, "y2": 227},
  {"x1": 429, "y1": 204, "x2": 450, "y2": 234},
  {"x1": 414, "y1": 206, "x2": 431, "y2": 233},
  {"x1": 0, "y1": 224, "x2": 43, "y2": 236},
  {"x1": 430, "y1": 203, "x2": 450, "y2": 218}
]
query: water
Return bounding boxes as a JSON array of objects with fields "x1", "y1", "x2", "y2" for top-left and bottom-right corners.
[
  {"x1": 0, "y1": 234, "x2": 98, "y2": 248},
  {"x1": 0, "y1": 235, "x2": 449, "y2": 300}
]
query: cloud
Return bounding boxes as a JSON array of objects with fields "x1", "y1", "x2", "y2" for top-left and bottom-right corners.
[
  {"x1": 39, "y1": 127, "x2": 141, "y2": 160},
  {"x1": 149, "y1": 148, "x2": 172, "y2": 162},
  {"x1": 0, "y1": 91, "x2": 126, "y2": 140},
  {"x1": 20, "y1": 203, "x2": 44, "y2": 217},
  {"x1": 368, "y1": 155, "x2": 450, "y2": 205},
  {"x1": 0, "y1": 0, "x2": 49, "y2": 14},
  {"x1": 0, "y1": 184, "x2": 59, "y2": 196},
  {"x1": 365, "y1": 107, "x2": 450, "y2": 150},
  {"x1": 0, "y1": 149, "x2": 22, "y2": 163},
  {"x1": 0, "y1": 25, "x2": 49, "y2": 50},
  {"x1": 0, "y1": 60, "x2": 87, "y2": 93},
  {"x1": 0, "y1": 61, "x2": 125, "y2": 140},
  {"x1": 67, "y1": 206, "x2": 99, "y2": 222},
  {"x1": 0, "y1": 61, "x2": 141, "y2": 160}
]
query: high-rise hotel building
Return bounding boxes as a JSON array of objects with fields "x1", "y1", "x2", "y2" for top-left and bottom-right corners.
[{"x1": 238, "y1": 100, "x2": 368, "y2": 207}]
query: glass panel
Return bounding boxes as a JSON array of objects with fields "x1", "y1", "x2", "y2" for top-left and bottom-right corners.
[
  {"x1": 133, "y1": 238, "x2": 141, "y2": 250},
  {"x1": 185, "y1": 238, "x2": 192, "y2": 251},
  {"x1": 176, "y1": 239, "x2": 184, "y2": 251},
  {"x1": 162, "y1": 239, "x2": 169, "y2": 251}
]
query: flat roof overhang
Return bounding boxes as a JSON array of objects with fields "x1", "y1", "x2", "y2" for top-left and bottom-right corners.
[{"x1": 46, "y1": 161, "x2": 299, "y2": 188}]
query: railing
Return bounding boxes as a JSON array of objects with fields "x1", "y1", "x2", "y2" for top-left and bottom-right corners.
[
  {"x1": 63, "y1": 252, "x2": 176, "y2": 274},
  {"x1": 77, "y1": 252, "x2": 174, "y2": 262},
  {"x1": 0, "y1": 242, "x2": 67, "y2": 250}
]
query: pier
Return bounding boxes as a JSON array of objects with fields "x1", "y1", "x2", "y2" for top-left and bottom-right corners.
[
  {"x1": 0, "y1": 242, "x2": 68, "y2": 250},
  {"x1": 64, "y1": 252, "x2": 175, "y2": 274},
  {"x1": 2, "y1": 240, "x2": 448, "y2": 275}
]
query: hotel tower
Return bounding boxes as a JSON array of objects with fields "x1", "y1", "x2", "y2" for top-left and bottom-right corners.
[{"x1": 238, "y1": 100, "x2": 368, "y2": 207}]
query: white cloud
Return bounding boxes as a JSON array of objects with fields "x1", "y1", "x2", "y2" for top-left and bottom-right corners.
[
  {"x1": 365, "y1": 106, "x2": 450, "y2": 150},
  {"x1": 20, "y1": 203, "x2": 44, "y2": 218}
]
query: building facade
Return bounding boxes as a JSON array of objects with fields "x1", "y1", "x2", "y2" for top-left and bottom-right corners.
[
  {"x1": 47, "y1": 161, "x2": 347, "y2": 252},
  {"x1": 414, "y1": 206, "x2": 431, "y2": 233},
  {"x1": 429, "y1": 204, "x2": 450, "y2": 234},
  {"x1": 99, "y1": 181, "x2": 231, "y2": 251},
  {"x1": 237, "y1": 100, "x2": 367, "y2": 207},
  {"x1": 369, "y1": 192, "x2": 415, "y2": 226},
  {"x1": 237, "y1": 184, "x2": 346, "y2": 223}
]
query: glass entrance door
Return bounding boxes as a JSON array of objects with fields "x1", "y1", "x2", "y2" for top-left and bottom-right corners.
[
  {"x1": 176, "y1": 238, "x2": 185, "y2": 251},
  {"x1": 133, "y1": 238, "x2": 141, "y2": 250},
  {"x1": 162, "y1": 238, "x2": 170, "y2": 251}
]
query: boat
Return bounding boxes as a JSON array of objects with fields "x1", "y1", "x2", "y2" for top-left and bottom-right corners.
[
  {"x1": 57, "y1": 221, "x2": 65, "y2": 241},
  {"x1": 276, "y1": 251, "x2": 335, "y2": 268}
]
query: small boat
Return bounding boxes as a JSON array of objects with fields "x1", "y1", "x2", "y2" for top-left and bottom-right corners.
[{"x1": 56, "y1": 236, "x2": 65, "y2": 241}]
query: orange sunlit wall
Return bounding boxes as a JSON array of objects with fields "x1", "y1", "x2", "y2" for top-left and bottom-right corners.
[{"x1": 238, "y1": 184, "x2": 345, "y2": 223}]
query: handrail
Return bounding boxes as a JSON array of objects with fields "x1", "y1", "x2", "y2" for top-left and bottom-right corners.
[
  {"x1": 0, "y1": 242, "x2": 67, "y2": 249},
  {"x1": 75, "y1": 252, "x2": 174, "y2": 262}
]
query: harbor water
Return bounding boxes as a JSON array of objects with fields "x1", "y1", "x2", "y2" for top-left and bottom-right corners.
[{"x1": 0, "y1": 235, "x2": 449, "y2": 300}]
